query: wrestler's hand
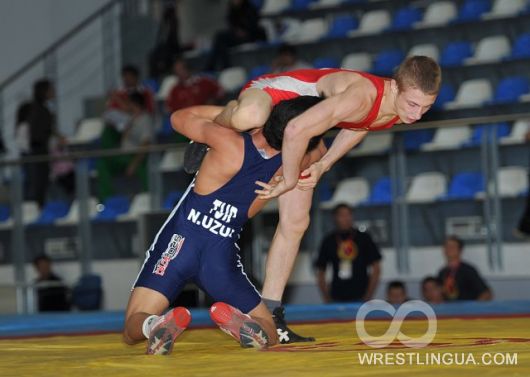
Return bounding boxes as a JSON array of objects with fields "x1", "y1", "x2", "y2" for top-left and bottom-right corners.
[
  {"x1": 255, "y1": 176, "x2": 290, "y2": 199},
  {"x1": 297, "y1": 161, "x2": 325, "y2": 190}
]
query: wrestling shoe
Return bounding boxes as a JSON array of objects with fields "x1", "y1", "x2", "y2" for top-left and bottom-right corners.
[
  {"x1": 147, "y1": 307, "x2": 191, "y2": 355},
  {"x1": 183, "y1": 141, "x2": 208, "y2": 174},
  {"x1": 210, "y1": 302, "x2": 269, "y2": 349},
  {"x1": 273, "y1": 306, "x2": 315, "y2": 344}
]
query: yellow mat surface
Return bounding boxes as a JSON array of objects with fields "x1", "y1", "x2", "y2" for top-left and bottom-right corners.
[{"x1": 1, "y1": 317, "x2": 529, "y2": 377}]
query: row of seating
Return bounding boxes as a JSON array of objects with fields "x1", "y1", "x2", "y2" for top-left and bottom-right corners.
[
  {"x1": 257, "y1": 0, "x2": 530, "y2": 23},
  {"x1": 0, "y1": 191, "x2": 185, "y2": 227},
  {"x1": 321, "y1": 166, "x2": 529, "y2": 208}
]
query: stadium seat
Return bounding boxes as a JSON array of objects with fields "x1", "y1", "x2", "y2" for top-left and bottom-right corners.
[
  {"x1": 56, "y1": 198, "x2": 99, "y2": 225},
  {"x1": 341, "y1": 52, "x2": 372, "y2": 71},
  {"x1": 94, "y1": 195, "x2": 130, "y2": 221},
  {"x1": 510, "y1": 32, "x2": 530, "y2": 59},
  {"x1": 464, "y1": 123, "x2": 511, "y2": 146},
  {"x1": 160, "y1": 149, "x2": 185, "y2": 172},
  {"x1": 445, "y1": 172, "x2": 485, "y2": 199},
  {"x1": 482, "y1": 0, "x2": 526, "y2": 19},
  {"x1": 326, "y1": 15, "x2": 358, "y2": 38},
  {"x1": 296, "y1": 18, "x2": 328, "y2": 42},
  {"x1": 421, "y1": 126, "x2": 473, "y2": 151},
  {"x1": 454, "y1": 0, "x2": 492, "y2": 22},
  {"x1": 279, "y1": 18, "x2": 303, "y2": 42},
  {"x1": 403, "y1": 129, "x2": 435, "y2": 151},
  {"x1": 119, "y1": 193, "x2": 151, "y2": 221},
  {"x1": 389, "y1": 6, "x2": 423, "y2": 30},
  {"x1": 32, "y1": 200, "x2": 70, "y2": 225},
  {"x1": 440, "y1": 41, "x2": 474, "y2": 67},
  {"x1": 348, "y1": 132, "x2": 392, "y2": 157},
  {"x1": 142, "y1": 78, "x2": 159, "y2": 94},
  {"x1": 72, "y1": 274, "x2": 103, "y2": 311},
  {"x1": 464, "y1": 35, "x2": 511, "y2": 64},
  {"x1": 0, "y1": 205, "x2": 10, "y2": 223},
  {"x1": 444, "y1": 79, "x2": 493, "y2": 109},
  {"x1": 406, "y1": 172, "x2": 447, "y2": 203},
  {"x1": 367, "y1": 177, "x2": 392, "y2": 205},
  {"x1": 157, "y1": 75, "x2": 177, "y2": 100},
  {"x1": 69, "y1": 118, "x2": 104, "y2": 145},
  {"x1": 250, "y1": 0, "x2": 264, "y2": 10},
  {"x1": 248, "y1": 65, "x2": 271, "y2": 80},
  {"x1": 490, "y1": 76, "x2": 530, "y2": 104},
  {"x1": 348, "y1": 10, "x2": 391, "y2": 36},
  {"x1": 371, "y1": 49, "x2": 405, "y2": 76},
  {"x1": 500, "y1": 119, "x2": 530, "y2": 145},
  {"x1": 218, "y1": 67, "x2": 247, "y2": 92},
  {"x1": 290, "y1": 0, "x2": 317, "y2": 11},
  {"x1": 320, "y1": 177, "x2": 370, "y2": 209},
  {"x1": 164, "y1": 191, "x2": 184, "y2": 210},
  {"x1": 498, "y1": 166, "x2": 529, "y2": 197},
  {"x1": 432, "y1": 83, "x2": 456, "y2": 110},
  {"x1": 313, "y1": 57, "x2": 340, "y2": 68},
  {"x1": 414, "y1": 1, "x2": 457, "y2": 28},
  {"x1": 407, "y1": 44, "x2": 440, "y2": 62},
  {"x1": 310, "y1": 0, "x2": 344, "y2": 9},
  {"x1": 261, "y1": 0, "x2": 290, "y2": 15}
]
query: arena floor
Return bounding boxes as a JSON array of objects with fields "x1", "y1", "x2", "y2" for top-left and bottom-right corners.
[{"x1": 1, "y1": 303, "x2": 529, "y2": 377}]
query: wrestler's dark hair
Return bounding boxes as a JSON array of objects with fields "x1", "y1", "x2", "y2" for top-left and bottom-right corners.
[{"x1": 263, "y1": 96, "x2": 324, "y2": 152}]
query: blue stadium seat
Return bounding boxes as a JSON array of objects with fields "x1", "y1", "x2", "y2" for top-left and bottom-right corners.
[
  {"x1": 32, "y1": 200, "x2": 70, "y2": 225},
  {"x1": 248, "y1": 65, "x2": 271, "y2": 80},
  {"x1": 454, "y1": 0, "x2": 491, "y2": 22},
  {"x1": 445, "y1": 172, "x2": 485, "y2": 199},
  {"x1": 317, "y1": 178, "x2": 333, "y2": 202},
  {"x1": 440, "y1": 41, "x2": 473, "y2": 67},
  {"x1": 250, "y1": 0, "x2": 264, "y2": 10},
  {"x1": 432, "y1": 83, "x2": 456, "y2": 110},
  {"x1": 491, "y1": 76, "x2": 530, "y2": 104},
  {"x1": 159, "y1": 114, "x2": 173, "y2": 136},
  {"x1": 72, "y1": 274, "x2": 103, "y2": 311},
  {"x1": 290, "y1": 0, "x2": 316, "y2": 10},
  {"x1": 389, "y1": 6, "x2": 423, "y2": 30},
  {"x1": 371, "y1": 49, "x2": 405, "y2": 76},
  {"x1": 313, "y1": 57, "x2": 340, "y2": 68},
  {"x1": 464, "y1": 123, "x2": 511, "y2": 146},
  {"x1": 0, "y1": 205, "x2": 9, "y2": 222},
  {"x1": 326, "y1": 15, "x2": 359, "y2": 38},
  {"x1": 142, "y1": 78, "x2": 159, "y2": 94},
  {"x1": 367, "y1": 177, "x2": 392, "y2": 205},
  {"x1": 403, "y1": 129, "x2": 435, "y2": 151},
  {"x1": 510, "y1": 33, "x2": 530, "y2": 59},
  {"x1": 163, "y1": 191, "x2": 184, "y2": 210},
  {"x1": 94, "y1": 195, "x2": 130, "y2": 221}
]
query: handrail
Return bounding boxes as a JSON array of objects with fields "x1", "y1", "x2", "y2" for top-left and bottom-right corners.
[{"x1": 0, "y1": 0, "x2": 118, "y2": 91}]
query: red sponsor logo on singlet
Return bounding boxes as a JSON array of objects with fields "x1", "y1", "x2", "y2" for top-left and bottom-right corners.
[{"x1": 153, "y1": 234, "x2": 185, "y2": 276}]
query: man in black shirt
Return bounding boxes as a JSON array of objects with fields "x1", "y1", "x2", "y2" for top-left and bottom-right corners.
[
  {"x1": 437, "y1": 236, "x2": 493, "y2": 301},
  {"x1": 33, "y1": 254, "x2": 70, "y2": 312},
  {"x1": 315, "y1": 204, "x2": 382, "y2": 302}
]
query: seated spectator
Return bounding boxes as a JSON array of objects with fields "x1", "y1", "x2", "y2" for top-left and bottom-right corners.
[
  {"x1": 386, "y1": 280, "x2": 408, "y2": 306},
  {"x1": 205, "y1": 0, "x2": 266, "y2": 71},
  {"x1": 421, "y1": 276, "x2": 444, "y2": 304},
  {"x1": 97, "y1": 92, "x2": 154, "y2": 201},
  {"x1": 33, "y1": 254, "x2": 70, "y2": 312},
  {"x1": 271, "y1": 44, "x2": 311, "y2": 74},
  {"x1": 315, "y1": 204, "x2": 382, "y2": 303},
  {"x1": 166, "y1": 58, "x2": 224, "y2": 114},
  {"x1": 149, "y1": 5, "x2": 181, "y2": 79},
  {"x1": 437, "y1": 236, "x2": 493, "y2": 301}
]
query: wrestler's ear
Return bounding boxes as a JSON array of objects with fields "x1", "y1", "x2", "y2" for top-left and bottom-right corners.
[{"x1": 390, "y1": 79, "x2": 399, "y2": 94}]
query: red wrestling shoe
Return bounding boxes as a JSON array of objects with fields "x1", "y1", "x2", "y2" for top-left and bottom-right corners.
[
  {"x1": 209, "y1": 302, "x2": 269, "y2": 349},
  {"x1": 147, "y1": 307, "x2": 191, "y2": 355}
]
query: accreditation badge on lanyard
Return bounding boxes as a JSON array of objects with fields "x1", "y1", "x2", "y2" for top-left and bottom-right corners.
[{"x1": 336, "y1": 232, "x2": 358, "y2": 279}]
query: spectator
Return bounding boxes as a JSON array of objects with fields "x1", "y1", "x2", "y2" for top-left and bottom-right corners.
[
  {"x1": 166, "y1": 57, "x2": 224, "y2": 114},
  {"x1": 514, "y1": 127, "x2": 530, "y2": 238},
  {"x1": 33, "y1": 254, "x2": 70, "y2": 312},
  {"x1": 27, "y1": 79, "x2": 65, "y2": 207},
  {"x1": 149, "y1": 5, "x2": 182, "y2": 79},
  {"x1": 386, "y1": 280, "x2": 408, "y2": 306},
  {"x1": 205, "y1": 0, "x2": 267, "y2": 71},
  {"x1": 421, "y1": 276, "x2": 444, "y2": 304},
  {"x1": 315, "y1": 204, "x2": 382, "y2": 303},
  {"x1": 437, "y1": 236, "x2": 493, "y2": 301},
  {"x1": 271, "y1": 44, "x2": 311, "y2": 73},
  {"x1": 15, "y1": 102, "x2": 32, "y2": 157},
  {"x1": 97, "y1": 91, "x2": 154, "y2": 201}
]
